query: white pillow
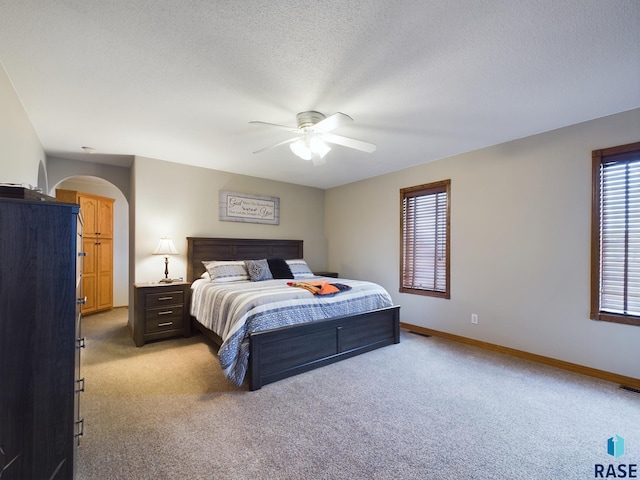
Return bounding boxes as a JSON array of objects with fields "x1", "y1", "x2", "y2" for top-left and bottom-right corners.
[
  {"x1": 202, "y1": 260, "x2": 249, "y2": 282},
  {"x1": 285, "y1": 259, "x2": 315, "y2": 279}
]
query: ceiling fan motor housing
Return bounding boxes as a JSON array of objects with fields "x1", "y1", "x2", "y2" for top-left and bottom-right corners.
[{"x1": 296, "y1": 111, "x2": 326, "y2": 130}]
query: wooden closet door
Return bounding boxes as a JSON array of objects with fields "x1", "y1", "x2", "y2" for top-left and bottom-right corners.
[
  {"x1": 79, "y1": 195, "x2": 98, "y2": 236},
  {"x1": 97, "y1": 198, "x2": 113, "y2": 237}
]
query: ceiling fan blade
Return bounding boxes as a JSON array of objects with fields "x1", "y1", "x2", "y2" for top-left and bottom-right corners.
[
  {"x1": 252, "y1": 137, "x2": 298, "y2": 154},
  {"x1": 312, "y1": 112, "x2": 353, "y2": 133},
  {"x1": 249, "y1": 120, "x2": 298, "y2": 132},
  {"x1": 320, "y1": 133, "x2": 377, "y2": 153}
]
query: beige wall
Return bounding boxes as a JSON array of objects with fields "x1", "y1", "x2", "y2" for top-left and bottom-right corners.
[
  {"x1": 326, "y1": 108, "x2": 640, "y2": 379},
  {"x1": 132, "y1": 156, "x2": 327, "y2": 284},
  {"x1": 0, "y1": 62, "x2": 46, "y2": 188}
]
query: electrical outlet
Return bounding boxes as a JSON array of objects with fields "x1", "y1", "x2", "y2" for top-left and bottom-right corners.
[{"x1": 471, "y1": 313, "x2": 478, "y2": 324}]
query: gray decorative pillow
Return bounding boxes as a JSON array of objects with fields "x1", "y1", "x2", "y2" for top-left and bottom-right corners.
[{"x1": 244, "y1": 259, "x2": 273, "y2": 282}]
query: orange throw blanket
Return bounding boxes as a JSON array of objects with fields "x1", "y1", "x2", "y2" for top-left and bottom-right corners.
[{"x1": 286, "y1": 281, "x2": 341, "y2": 295}]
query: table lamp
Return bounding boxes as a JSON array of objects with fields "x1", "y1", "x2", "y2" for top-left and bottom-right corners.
[{"x1": 152, "y1": 237, "x2": 179, "y2": 283}]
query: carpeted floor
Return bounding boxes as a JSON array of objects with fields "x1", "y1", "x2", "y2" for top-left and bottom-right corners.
[{"x1": 76, "y1": 308, "x2": 639, "y2": 479}]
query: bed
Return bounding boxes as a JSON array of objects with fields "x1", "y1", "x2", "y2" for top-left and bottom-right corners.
[{"x1": 186, "y1": 237, "x2": 400, "y2": 390}]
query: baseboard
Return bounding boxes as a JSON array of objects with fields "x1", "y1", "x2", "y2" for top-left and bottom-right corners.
[{"x1": 400, "y1": 322, "x2": 640, "y2": 390}]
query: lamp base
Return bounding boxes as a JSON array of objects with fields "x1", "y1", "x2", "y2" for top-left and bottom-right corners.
[{"x1": 159, "y1": 278, "x2": 174, "y2": 283}]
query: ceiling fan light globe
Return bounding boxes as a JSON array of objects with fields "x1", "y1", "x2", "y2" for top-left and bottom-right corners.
[
  {"x1": 290, "y1": 140, "x2": 312, "y2": 160},
  {"x1": 309, "y1": 136, "x2": 331, "y2": 158}
]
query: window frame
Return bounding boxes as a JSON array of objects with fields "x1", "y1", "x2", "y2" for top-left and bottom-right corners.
[
  {"x1": 400, "y1": 179, "x2": 451, "y2": 299},
  {"x1": 590, "y1": 141, "x2": 640, "y2": 327}
]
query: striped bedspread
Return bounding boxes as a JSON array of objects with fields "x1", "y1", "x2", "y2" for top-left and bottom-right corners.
[{"x1": 190, "y1": 277, "x2": 394, "y2": 386}]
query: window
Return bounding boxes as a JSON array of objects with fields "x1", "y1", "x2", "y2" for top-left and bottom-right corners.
[
  {"x1": 400, "y1": 179, "x2": 451, "y2": 298},
  {"x1": 591, "y1": 142, "x2": 640, "y2": 326}
]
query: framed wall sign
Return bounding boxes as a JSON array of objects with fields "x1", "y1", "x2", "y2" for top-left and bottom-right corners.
[{"x1": 219, "y1": 190, "x2": 280, "y2": 225}]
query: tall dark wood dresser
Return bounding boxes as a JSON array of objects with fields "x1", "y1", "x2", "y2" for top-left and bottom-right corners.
[{"x1": 0, "y1": 191, "x2": 84, "y2": 479}]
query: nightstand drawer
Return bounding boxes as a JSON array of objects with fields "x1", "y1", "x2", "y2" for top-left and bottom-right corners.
[
  {"x1": 146, "y1": 290, "x2": 184, "y2": 308},
  {"x1": 146, "y1": 306, "x2": 184, "y2": 333}
]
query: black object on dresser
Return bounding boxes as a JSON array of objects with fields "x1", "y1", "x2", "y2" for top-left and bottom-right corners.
[
  {"x1": 133, "y1": 282, "x2": 190, "y2": 346},
  {"x1": 0, "y1": 196, "x2": 83, "y2": 479}
]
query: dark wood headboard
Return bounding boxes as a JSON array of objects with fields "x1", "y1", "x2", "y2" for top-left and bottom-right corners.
[{"x1": 186, "y1": 237, "x2": 304, "y2": 282}]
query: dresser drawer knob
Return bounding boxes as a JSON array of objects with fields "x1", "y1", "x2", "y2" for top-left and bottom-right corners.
[
  {"x1": 158, "y1": 296, "x2": 173, "y2": 301},
  {"x1": 158, "y1": 321, "x2": 173, "y2": 327},
  {"x1": 158, "y1": 310, "x2": 173, "y2": 315}
]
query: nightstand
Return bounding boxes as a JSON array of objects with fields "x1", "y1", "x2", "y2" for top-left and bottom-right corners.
[
  {"x1": 314, "y1": 271, "x2": 339, "y2": 278},
  {"x1": 133, "y1": 282, "x2": 190, "y2": 347}
]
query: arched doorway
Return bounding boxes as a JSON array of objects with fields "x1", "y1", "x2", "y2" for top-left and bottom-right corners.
[{"x1": 52, "y1": 176, "x2": 129, "y2": 309}]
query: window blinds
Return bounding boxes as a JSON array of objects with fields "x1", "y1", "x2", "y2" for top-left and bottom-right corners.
[
  {"x1": 599, "y1": 157, "x2": 640, "y2": 316},
  {"x1": 401, "y1": 183, "x2": 448, "y2": 294}
]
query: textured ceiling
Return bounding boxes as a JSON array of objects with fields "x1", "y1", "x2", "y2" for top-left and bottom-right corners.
[{"x1": 1, "y1": 1, "x2": 639, "y2": 189}]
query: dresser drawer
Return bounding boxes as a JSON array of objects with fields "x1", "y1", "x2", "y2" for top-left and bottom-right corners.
[
  {"x1": 146, "y1": 290, "x2": 184, "y2": 308},
  {"x1": 146, "y1": 305, "x2": 184, "y2": 333}
]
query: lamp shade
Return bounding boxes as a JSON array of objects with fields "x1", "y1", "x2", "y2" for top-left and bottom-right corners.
[{"x1": 152, "y1": 237, "x2": 179, "y2": 255}]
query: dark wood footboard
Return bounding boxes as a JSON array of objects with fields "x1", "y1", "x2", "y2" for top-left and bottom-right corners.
[{"x1": 248, "y1": 305, "x2": 400, "y2": 390}]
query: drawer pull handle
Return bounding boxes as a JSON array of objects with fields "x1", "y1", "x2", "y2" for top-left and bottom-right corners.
[
  {"x1": 158, "y1": 322, "x2": 173, "y2": 327},
  {"x1": 158, "y1": 296, "x2": 173, "y2": 301},
  {"x1": 158, "y1": 310, "x2": 173, "y2": 315},
  {"x1": 75, "y1": 418, "x2": 84, "y2": 441},
  {"x1": 76, "y1": 377, "x2": 85, "y2": 393}
]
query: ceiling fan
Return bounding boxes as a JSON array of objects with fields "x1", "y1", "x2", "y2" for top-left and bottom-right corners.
[{"x1": 250, "y1": 111, "x2": 376, "y2": 166}]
